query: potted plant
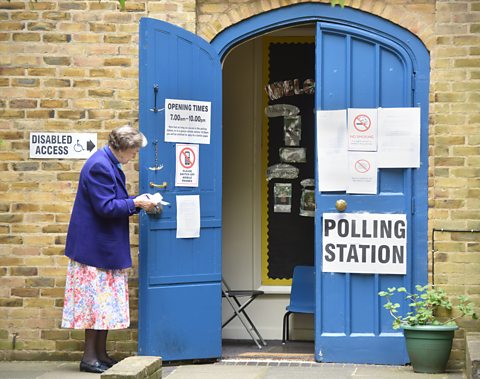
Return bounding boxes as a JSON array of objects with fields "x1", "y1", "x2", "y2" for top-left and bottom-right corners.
[{"x1": 379, "y1": 284, "x2": 477, "y2": 373}]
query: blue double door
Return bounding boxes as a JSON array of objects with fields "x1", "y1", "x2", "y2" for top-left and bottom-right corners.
[{"x1": 138, "y1": 6, "x2": 429, "y2": 364}]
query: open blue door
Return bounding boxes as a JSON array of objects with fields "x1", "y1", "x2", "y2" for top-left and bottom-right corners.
[
  {"x1": 314, "y1": 23, "x2": 429, "y2": 364},
  {"x1": 138, "y1": 18, "x2": 222, "y2": 361}
]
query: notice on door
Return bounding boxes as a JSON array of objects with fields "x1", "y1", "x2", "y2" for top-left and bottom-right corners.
[
  {"x1": 316, "y1": 109, "x2": 348, "y2": 191},
  {"x1": 165, "y1": 99, "x2": 211, "y2": 144},
  {"x1": 377, "y1": 107, "x2": 420, "y2": 168},
  {"x1": 30, "y1": 132, "x2": 97, "y2": 159},
  {"x1": 348, "y1": 108, "x2": 378, "y2": 151},
  {"x1": 347, "y1": 152, "x2": 377, "y2": 194},
  {"x1": 175, "y1": 144, "x2": 199, "y2": 187},
  {"x1": 176, "y1": 195, "x2": 200, "y2": 239},
  {"x1": 322, "y1": 213, "x2": 407, "y2": 275}
]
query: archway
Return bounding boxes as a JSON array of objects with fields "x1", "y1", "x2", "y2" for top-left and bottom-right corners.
[{"x1": 213, "y1": 3, "x2": 429, "y2": 364}]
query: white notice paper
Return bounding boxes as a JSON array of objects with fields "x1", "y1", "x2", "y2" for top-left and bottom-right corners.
[
  {"x1": 176, "y1": 195, "x2": 200, "y2": 238},
  {"x1": 377, "y1": 107, "x2": 421, "y2": 168},
  {"x1": 348, "y1": 108, "x2": 378, "y2": 151},
  {"x1": 165, "y1": 99, "x2": 211, "y2": 144},
  {"x1": 316, "y1": 110, "x2": 348, "y2": 191},
  {"x1": 347, "y1": 152, "x2": 377, "y2": 194}
]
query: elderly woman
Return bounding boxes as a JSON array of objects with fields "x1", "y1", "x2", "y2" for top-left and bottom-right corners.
[{"x1": 61, "y1": 125, "x2": 156, "y2": 373}]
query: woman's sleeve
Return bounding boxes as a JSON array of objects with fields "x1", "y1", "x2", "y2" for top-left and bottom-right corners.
[{"x1": 85, "y1": 162, "x2": 136, "y2": 218}]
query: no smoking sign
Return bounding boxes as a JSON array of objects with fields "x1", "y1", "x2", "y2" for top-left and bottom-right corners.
[
  {"x1": 176, "y1": 144, "x2": 199, "y2": 187},
  {"x1": 353, "y1": 114, "x2": 371, "y2": 132},
  {"x1": 348, "y1": 108, "x2": 378, "y2": 152}
]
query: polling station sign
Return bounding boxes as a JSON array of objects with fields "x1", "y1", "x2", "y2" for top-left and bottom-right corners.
[
  {"x1": 30, "y1": 132, "x2": 97, "y2": 159},
  {"x1": 322, "y1": 213, "x2": 407, "y2": 275}
]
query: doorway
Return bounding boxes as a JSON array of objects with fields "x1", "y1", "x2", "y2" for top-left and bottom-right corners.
[
  {"x1": 215, "y1": 3, "x2": 429, "y2": 364},
  {"x1": 221, "y1": 25, "x2": 316, "y2": 347}
]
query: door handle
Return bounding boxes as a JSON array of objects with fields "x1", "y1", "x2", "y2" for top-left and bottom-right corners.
[
  {"x1": 150, "y1": 181, "x2": 167, "y2": 189},
  {"x1": 335, "y1": 199, "x2": 347, "y2": 212}
]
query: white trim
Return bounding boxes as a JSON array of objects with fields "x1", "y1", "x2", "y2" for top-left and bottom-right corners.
[{"x1": 258, "y1": 285, "x2": 291, "y2": 295}]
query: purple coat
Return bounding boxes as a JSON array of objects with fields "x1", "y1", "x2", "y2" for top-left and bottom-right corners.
[{"x1": 65, "y1": 146, "x2": 138, "y2": 269}]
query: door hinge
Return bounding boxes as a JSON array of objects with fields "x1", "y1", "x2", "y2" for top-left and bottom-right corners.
[
  {"x1": 411, "y1": 197, "x2": 415, "y2": 215},
  {"x1": 411, "y1": 72, "x2": 416, "y2": 94}
]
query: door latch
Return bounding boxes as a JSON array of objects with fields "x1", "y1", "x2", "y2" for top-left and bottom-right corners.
[
  {"x1": 149, "y1": 84, "x2": 164, "y2": 113},
  {"x1": 150, "y1": 181, "x2": 167, "y2": 189}
]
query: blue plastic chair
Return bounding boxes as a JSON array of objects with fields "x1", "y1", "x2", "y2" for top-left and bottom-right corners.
[{"x1": 282, "y1": 266, "x2": 315, "y2": 343}]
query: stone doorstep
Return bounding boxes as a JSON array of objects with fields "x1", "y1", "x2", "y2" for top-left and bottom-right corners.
[
  {"x1": 101, "y1": 356, "x2": 162, "y2": 379},
  {"x1": 466, "y1": 332, "x2": 480, "y2": 379}
]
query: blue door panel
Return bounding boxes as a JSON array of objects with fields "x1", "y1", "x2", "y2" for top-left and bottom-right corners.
[
  {"x1": 320, "y1": 275, "x2": 345, "y2": 333},
  {"x1": 350, "y1": 38, "x2": 377, "y2": 107},
  {"x1": 319, "y1": 32, "x2": 347, "y2": 110},
  {"x1": 138, "y1": 283, "x2": 221, "y2": 361},
  {"x1": 350, "y1": 276, "x2": 375, "y2": 333},
  {"x1": 380, "y1": 48, "x2": 409, "y2": 107},
  {"x1": 147, "y1": 228, "x2": 221, "y2": 285},
  {"x1": 378, "y1": 168, "x2": 404, "y2": 193},
  {"x1": 320, "y1": 335, "x2": 406, "y2": 365},
  {"x1": 315, "y1": 22, "x2": 425, "y2": 364},
  {"x1": 139, "y1": 18, "x2": 222, "y2": 360},
  {"x1": 379, "y1": 274, "x2": 407, "y2": 333}
]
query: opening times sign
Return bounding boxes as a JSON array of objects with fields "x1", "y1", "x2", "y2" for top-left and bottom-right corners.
[
  {"x1": 165, "y1": 99, "x2": 211, "y2": 144},
  {"x1": 322, "y1": 213, "x2": 407, "y2": 275}
]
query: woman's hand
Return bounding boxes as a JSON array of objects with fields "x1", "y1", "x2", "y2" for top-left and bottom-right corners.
[{"x1": 134, "y1": 194, "x2": 157, "y2": 212}]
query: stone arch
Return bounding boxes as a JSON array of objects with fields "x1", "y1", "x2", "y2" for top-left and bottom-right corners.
[{"x1": 197, "y1": 0, "x2": 434, "y2": 52}]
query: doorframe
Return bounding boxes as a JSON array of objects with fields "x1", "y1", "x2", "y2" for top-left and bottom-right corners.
[{"x1": 210, "y1": 2, "x2": 430, "y2": 362}]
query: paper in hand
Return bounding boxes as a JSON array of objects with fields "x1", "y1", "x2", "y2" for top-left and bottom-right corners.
[{"x1": 148, "y1": 192, "x2": 170, "y2": 207}]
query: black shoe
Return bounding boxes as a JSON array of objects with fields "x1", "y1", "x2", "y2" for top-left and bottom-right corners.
[
  {"x1": 79, "y1": 360, "x2": 109, "y2": 373},
  {"x1": 99, "y1": 358, "x2": 118, "y2": 368}
]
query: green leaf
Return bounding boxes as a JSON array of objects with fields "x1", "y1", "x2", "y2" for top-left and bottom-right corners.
[
  {"x1": 330, "y1": 0, "x2": 345, "y2": 7},
  {"x1": 118, "y1": 0, "x2": 126, "y2": 11}
]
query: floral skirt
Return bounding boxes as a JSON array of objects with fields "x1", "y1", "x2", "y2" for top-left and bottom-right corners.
[{"x1": 61, "y1": 259, "x2": 130, "y2": 330}]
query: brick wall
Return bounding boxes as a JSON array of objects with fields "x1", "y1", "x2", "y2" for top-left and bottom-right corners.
[
  {"x1": 0, "y1": 0, "x2": 479, "y2": 367},
  {"x1": 0, "y1": 0, "x2": 195, "y2": 360},
  {"x1": 428, "y1": 0, "x2": 480, "y2": 365}
]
